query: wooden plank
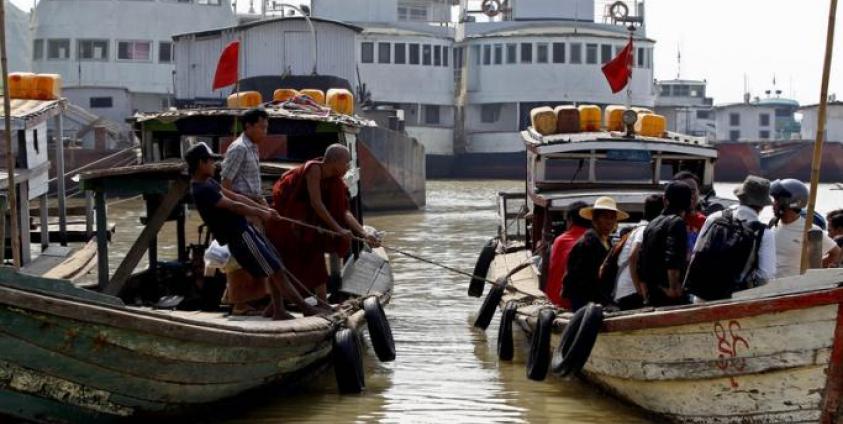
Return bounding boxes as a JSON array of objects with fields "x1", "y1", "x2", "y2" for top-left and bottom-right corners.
[
  {"x1": 38, "y1": 194, "x2": 47, "y2": 250},
  {"x1": 104, "y1": 179, "x2": 188, "y2": 296},
  {"x1": 820, "y1": 305, "x2": 843, "y2": 423},
  {"x1": 42, "y1": 240, "x2": 97, "y2": 280},
  {"x1": 0, "y1": 384, "x2": 125, "y2": 423},
  {"x1": 55, "y1": 114, "x2": 67, "y2": 246},
  {"x1": 95, "y1": 190, "x2": 108, "y2": 290},
  {"x1": 0, "y1": 267, "x2": 122, "y2": 307},
  {"x1": 18, "y1": 182, "x2": 30, "y2": 265}
]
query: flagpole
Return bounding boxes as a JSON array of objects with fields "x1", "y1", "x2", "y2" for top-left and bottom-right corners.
[
  {"x1": 625, "y1": 30, "x2": 634, "y2": 109},
  {"x1": 799, "y1": 0, "x2": 838, "y2": 274}
]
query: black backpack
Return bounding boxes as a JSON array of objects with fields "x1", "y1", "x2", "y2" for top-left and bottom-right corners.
[{"x1": 683, "y1": 209, "x2": 766, "y2": 301}]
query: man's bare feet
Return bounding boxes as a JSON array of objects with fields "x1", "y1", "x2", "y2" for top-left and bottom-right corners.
[{"x1": 271, "y1": 310, "x2": 295, "y2": 320}]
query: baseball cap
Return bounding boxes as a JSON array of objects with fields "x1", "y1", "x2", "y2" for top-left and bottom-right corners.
[{"x1": 184, "y1": 142, "x2": 222, "y2": 169}]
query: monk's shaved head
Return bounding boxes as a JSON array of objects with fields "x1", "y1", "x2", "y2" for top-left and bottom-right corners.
[{"x1": 324, "y1": 144, "x2": 351, "y2": 164}]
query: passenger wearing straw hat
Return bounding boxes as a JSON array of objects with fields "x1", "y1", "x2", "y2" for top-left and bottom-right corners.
[{"x1": 561, "y1": 196, "x2": 629, "y2": 312}]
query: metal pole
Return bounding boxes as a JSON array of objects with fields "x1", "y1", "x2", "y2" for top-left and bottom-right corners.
[
  {"x1": 276, "y1": 3, "x2": 317, "y2": 75},
  {"x1": 800, "y1": 0, "x2": 838, "y2": 274},
  {"x1": 0, "y1": 0, "x2": 21, "y2": 269},
  {"x1": 54, "y1": 113, "x2": 67, "y2": 246}
]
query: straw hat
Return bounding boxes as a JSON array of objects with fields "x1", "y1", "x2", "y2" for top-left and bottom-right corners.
[{"x1": 580, "y1": 196, "x2": 629, "y2": 221}]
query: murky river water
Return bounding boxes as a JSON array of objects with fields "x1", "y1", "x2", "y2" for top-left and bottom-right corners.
[{"x1": 95, "y1": 181, "x2": 843, "y2": 423}]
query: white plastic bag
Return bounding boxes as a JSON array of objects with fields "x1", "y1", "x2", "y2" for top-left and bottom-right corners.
[{"x1": 204, "y1": 239, "x2": 231, "y2": 275}]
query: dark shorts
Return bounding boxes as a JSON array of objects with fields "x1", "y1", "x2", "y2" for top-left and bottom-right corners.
[{"x1": 228, "y1": 225, "x2": 282, "y2": 279}]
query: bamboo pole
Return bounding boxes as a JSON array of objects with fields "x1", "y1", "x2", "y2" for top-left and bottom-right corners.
[
  {"x1": 800, "y1": 0, "x2": 838, "y2": 274},
  {"x1": 0, "y1": 0, "x2": 21, "y2": 269}
]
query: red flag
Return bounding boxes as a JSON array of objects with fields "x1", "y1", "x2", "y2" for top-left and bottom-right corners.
[
  {"x1": 212, "y1": 40, "x2": 239, "y2": 90},
  {"x1": 602, "y1": 37, "x2": 633, "y2": 94}
]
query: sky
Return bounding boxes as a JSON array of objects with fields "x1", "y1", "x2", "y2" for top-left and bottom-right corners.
[{"x1": 9, "y1": 0, "x2": 842, "y2": 106}]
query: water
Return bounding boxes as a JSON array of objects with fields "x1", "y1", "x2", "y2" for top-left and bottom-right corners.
[{"x1": 96, "y1": 182, "x2": 843, "y2": 423}]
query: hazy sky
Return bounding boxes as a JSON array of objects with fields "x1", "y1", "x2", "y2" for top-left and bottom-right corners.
[{"x1": 10, "y1": 0, "x2": 842, "y2": 106}]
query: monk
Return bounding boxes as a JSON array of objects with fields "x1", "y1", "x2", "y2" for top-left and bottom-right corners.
[{"x1": 267, "y1": 144, "x2": 380, "y2": 300}]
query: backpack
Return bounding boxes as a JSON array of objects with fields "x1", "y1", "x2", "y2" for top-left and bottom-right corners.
[
  {"x1": 598, "y1": 231, "x2": 632, "y2": 290},
  {"x1": 683, "y1": 209, "x2": 766, "y2": 301}
]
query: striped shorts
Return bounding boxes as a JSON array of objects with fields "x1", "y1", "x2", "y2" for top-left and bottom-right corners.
[{"x1": 227, "y1": 225, "x2": 283, "y2": 278}]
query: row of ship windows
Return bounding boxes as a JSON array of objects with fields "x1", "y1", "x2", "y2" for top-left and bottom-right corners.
[
  {"x1": 471, "y1": 43, "x2": 653, "y2": 68},
  {"x1": 729, "y1": 113, "x2": 772, "y2": 127},
  {"x1": 31, "y1": 39, "x2": 174, "y2": 63},
  {"x1": 729, "y1": 130, "x2": 772, "y2": 141},
  {"x1": 361, "y1": 42, "x2": 451, "y2": 66}
]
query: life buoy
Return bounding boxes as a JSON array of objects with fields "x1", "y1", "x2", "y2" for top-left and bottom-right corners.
[
  {"x1": 333, "y1": 328, "x2": 365, "y2": 393},
  {"x1": 469, "y1": 238, "x2": 497, "y2": 297},
  {"x1": 364, "y1": 296, "x2": 396, "y2": 362},
  {"x1": 473, "y1": 279, "x2": 505, "y2": 330},
  {"x1": 551, "y1": 303, "x2": 603, "y2": 377},
  {"x1": 497, "y1": 301, "x2": 518, "y2": 360},
  {"x1": 526, "y1": 308, "x2": 556, "y2": 381},
  {"x1": 481, "y1": 0, "x2": 502, "y2": 17}
]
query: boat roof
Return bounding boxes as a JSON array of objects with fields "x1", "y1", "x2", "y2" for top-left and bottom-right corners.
[
  {"x1": 0, "y1": 97, "x2": 67, "y2": 131},
  {"x1": 172, "y1": 16, "x2": 363, "y2": 39},
  {"x1": 133, "y1": 104, "x2": 375, "y2": 128},
  {"x1": 537, "y1": 188, "x2": 663, "y2": 211},
  {"x1": 464, "y1": 21, "x2": 655, "y2": 43},
  {"x1": 522, "y1": 129, "x2": 718, "y2": 159}
]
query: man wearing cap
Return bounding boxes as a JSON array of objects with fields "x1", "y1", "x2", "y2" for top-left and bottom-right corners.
[
  {"x1": 561, "y1": 196, "x2": 628, "y2": 311},
  {"x1": 688, "y1": 176, "x2": 776, "y2": 300},
  {"x1": 186, "y1": 142, "x2": 324, "y2": 319},
  {"x1": 638, "y1": 181, "x2": 693, "y2": 307}
]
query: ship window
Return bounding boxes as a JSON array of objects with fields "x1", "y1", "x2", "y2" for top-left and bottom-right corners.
[
  {"x1": 660, "y1": 85, "x2": 671, "y2": 96},
  {"x1": 471, "y1": 45, "x2": 479, "y2": 66},
  {"x1": 570, "y1": 43, "x2": 582, "y2": 64},
  {"x1": 506, "y1": 43, "x2": 517, "y2": 64},
  {"x1": 423, "y1": 44, "x2": 432, "y2": 65},
  {"x1": 378, "y1": 43, "x2": 391, "y2": 64},
  {"x1": 196, "y1": 0, "x2": 220, "y2": 5},
  {"x1": 434, "y1": 45, "x2": 442, "y2": 66},
  {"x1": 443, "y1": 47, "x2": 449, "y2": 67},
  {"x1": 424, "y1": 105, "x2": 440, "y2": 124},
  {"x1": 158, "y1": 41, "x2": 173, "y2": 63},
  {"x1": 552, "y1": 42, "x2": 565, "y2": 63},
  {"x1": 78, "y1": 39, "x2": 109, "y2": 61},
  {"x1": 117, "y1": 40, "x2": 151, "y2": 61},
  {"x1": 32, "y1": 39, "x2": 44, "y2": 61},
  {"x1": 729, "y1": 113, "x2": 740, "y2": 126},
  {"x1": 759, "y1": 113, "x2": 770, "y2": 127},
  {"x1": 536, "y1": 43, "x2": 548, "y2": 63},
  {"x1": 483, "y1": 45, "x2": 491, "y2": 65},
  {"x1": 601, "y1": 44, "x2": 612, "y2": 64},
  {"x1": 47, "y1": 39, "x2": 70, "y2": 60},
  {"x1": 696, "y1": 110, "x2": 711, "y2": 119},
  {"x1": 481, "y1": 104, "x2": 502, "y2": 123},
  {"x1": 410, "y1": 44, "x2": 420, "y2": 65},
  {"x1": 520, "y1": 43, "x2": 532, "y2": 63},
  {"x1": 493, "y1": 44, "x2": 502, "y2": 65},
  {"x1": 361, "y1": 42, "x2": 374, "y2": 63},
  {"x1": 585, "y1": 44, "x2": 597, "y2": 64},
  {"x1": 637, "y1": 47, "x2": 645, "y2": 67},
  {"x1": 759, "y1": 130, "x2": 770, "y2": 139},
  {"x1": 89, "y1": 97, "x2": 113, "y2": 109},
  {"x1": 776, "y1": 108, "x2": 791, "y2": 117},
  {"x1": 729, "y1": 130, "x2": 740, "y2": 141},
  {"x1": 394, "y1": 43, "x2": 406, "y2": 64},
  {"x1": 674, "y1": 85, "x2": 690, "y2": 96}
]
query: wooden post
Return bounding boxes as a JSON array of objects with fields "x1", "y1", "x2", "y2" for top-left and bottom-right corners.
[
  {"x1": 801, "y1": 0, "x2": 838, "y2": 274},
  {"x1": 54, "y1": 114, "x2": 67, "y2": 246},
  {"x1": 176, "y1": 211, "x2": 186, "y2": 262},
  {"x1": 808, "y1": 229, "x2": 823, "y2": 269},
  {"x1": 0, "y1": 0, "x2": 21, "y2": 269},
  {"x1": 104, "y1": 179, "x2": 188, "y2": 296},
  {"x1": 0, "y1": 193, "x2": 5, "y2": 263},
  {"x1": 18, "y1": 182, "x2": 29, "y2": 265},
  {"x1": 85, "y1": 191, "x2": 93, "y2": 239},
  {"x1": 39, "y1": 193, "x2": 48, "y2": 251},
  {"x1": 95, "y1": 190, "x2": 109, "y2": 289}
]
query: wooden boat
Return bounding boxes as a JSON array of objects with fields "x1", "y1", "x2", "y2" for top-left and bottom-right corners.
[
  {"x1": 0, "y1": 106, "x2": 396, "y2": 422},
  {"x1": 473, "y1": 112, "x2": 843, "y2": 423}
]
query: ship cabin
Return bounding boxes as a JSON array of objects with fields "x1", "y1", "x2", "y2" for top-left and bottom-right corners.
[{"x1": 497, "y1": 126, "x2": 720, "y2": 256}]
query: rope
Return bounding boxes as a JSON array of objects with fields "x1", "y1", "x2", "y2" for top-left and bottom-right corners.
[{"x1": 47, "y1": 145, "x2": 139, "y2": 184}]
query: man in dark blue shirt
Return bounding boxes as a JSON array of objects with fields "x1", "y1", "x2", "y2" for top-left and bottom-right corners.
[{"x1": 186, "y1": 142, "x2": 323, "y2": 319}]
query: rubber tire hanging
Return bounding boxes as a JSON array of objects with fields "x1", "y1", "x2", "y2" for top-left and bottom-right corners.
[
  {"x1": 526, "y1": 308, "x2": 556, "y2": 381},
  {"x1": 333, "y1": 328, "x2": 365, "y2": 393},
  {"x1": 473, "y1": 281, "x2": 505, "y2": 330},
  {"x1": 551, "y1": 303, "x2": 603, "y2": 377},
  {"x1": 364, "y1": 296, "x2": 396, "y2": 362},
  {"x1": 468, "y1": 238, "x2": 497, "y2": 297},
  {"x1": 497, "y1": 301, "x2": 518, "y2": 360}
]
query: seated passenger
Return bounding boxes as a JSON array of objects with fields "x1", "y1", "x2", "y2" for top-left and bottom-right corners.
[
  {"x1": 770, "y1": 179, "x2": 842, "y2": 277},
  {"x1": 684, "y1": 176, "x2": 776, "y2": 302},
  {"x1": 266, "y1": 144, "x2": 380, "y2": 301},
  {"x1": 186, "y1": 142, "x2": 324, "y2": 319},
  {"x1": 672, "y1": 171, "x2": 706, "y2": 254},
  {"x1": 828, "y1": 210, "x2": 843, "y2": 250},
  {"x1": 638, "y1": 182, "x2": 693, "y2": 307},
  {"x1": 561, "y1": 197, "x2": 628, "y2": 312},
  {"x1": 546, "y1": 201, "x2": 590, "y2": 308},
  {"x1": 612, "y1": 194, "x2": 663, "y2": 310}
]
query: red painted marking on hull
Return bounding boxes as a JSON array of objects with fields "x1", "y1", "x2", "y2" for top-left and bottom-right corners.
[{"x1": 820, "y1": 304, "x2": 843, "y2": 424}]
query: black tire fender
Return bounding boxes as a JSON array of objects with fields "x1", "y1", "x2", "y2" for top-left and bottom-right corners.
[
  {"x1": 550, "y1": 303, "x2": 604, "y2": 377},
  {"x1": 469, "y1": 238, "x2": 497, "y2": 297},
  {"x1": 364, "y1": 296, "x2": 396, "y2": 362},
  {"x1": 497, "y1": 301, "x2": 518, "y2": 360},
  {"x1": 473, "y1": 280, "x2": 505, "y2": 330},
  {"x1": 333, "y1": 328, "x2": 365, "y2": 394},
  {"x1": 526, "y1": 308, "x2": 556, "y2": 381}
]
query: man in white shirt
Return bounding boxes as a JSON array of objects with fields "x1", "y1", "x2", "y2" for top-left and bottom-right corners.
[
  {"x1": 614, "y1": 194, "x2": 663, "y2": 310},
  {"x1": 770, "y1": 179, "x2": 842, "y2": 278},
  {"x1": 688, "y1": 176, "x2": 776, "y2": 301}
]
